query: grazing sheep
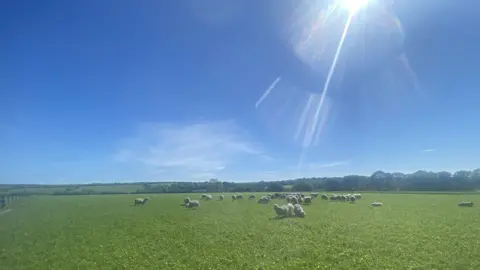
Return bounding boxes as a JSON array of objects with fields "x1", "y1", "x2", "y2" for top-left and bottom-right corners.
[
  {"x1": 273, "y1": 203, "x2": 295, "y2": 217},
  {"x1": 290, "y1": 196, "x2": 299, "y2": 204},
  {"x1": 321, "y1": 194, "x2": 329, "y2": 200},
  {"x1": 204, "y1": 194, "x2": 213, "y2": 200},
  {"x1": 371, "y1": 202, "x2": 383, "y2": 207},
  {"x1": 219, "y1": 195, "x2": 224, "y2": 201},
  {"x1": 303, "y1": 196, "x2": 312, "y2": 204},
  {"x1": 273, "y1": 204, "x2": 287, "y2": 217},
  {"x1": 286, "y1": 203, "x2": 295, "y2": 217},
  {"x1": 236, "y1": 194, "x2": 244, "y2": 200},
  {"x1": 311, "y1": 193, "x2": 319, "y2": 198},
  {"x1": 185, "y1": 200, "x2": 200, "y2": 208},
  {"x1": 249, "y1": 195, "x2": 256, "y2": 200},
  {"x1": 258, "y1": 196, "x2": 270, "y2": 204},
  {"x1": 184, "y1": 197, "x2": 191, "y2": 205},
  {"x1": 201, "y1": 194, "x2": 208, "y2": 199},
  {"x1": 298, "y1": 197, "x2": 304, "y2": 203},
  {"x1": 458, "y1": 201, "x2": 474, "y2": 207},
  {"x1": 232, "y1": 195, "x2": 237, "y2": 201},
  {"x1": 353, "y1": 193, "x2": 362, "y2": 199},
  {"x1": 329, "y1": 195, "x2": 338, "y2": 201},
  {"x1": 349, "y1": 196, "x2": 356, "y2": 203},
  {"x1": 134, "y1": 197, "x2": 149, "y2": 205},
  {"x1": 293, "y1": 204, "x2": 306, "y2": 218}
]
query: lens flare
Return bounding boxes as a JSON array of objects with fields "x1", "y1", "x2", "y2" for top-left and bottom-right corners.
[{"x1": 338, "y1": 0, "x2": 371, "y2": 14}]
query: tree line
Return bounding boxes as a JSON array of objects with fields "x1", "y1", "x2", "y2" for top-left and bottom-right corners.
[
  {"x1": 141, "y1": 169, "x2": 480, "y2": 193},
  {"x1": 2, "y1": 169, "x2": 479, "y2": 196}
]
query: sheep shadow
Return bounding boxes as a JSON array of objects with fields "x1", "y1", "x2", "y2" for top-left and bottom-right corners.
[{"x1": 268, "y1": 216, "x2": 305, "y2": 221}]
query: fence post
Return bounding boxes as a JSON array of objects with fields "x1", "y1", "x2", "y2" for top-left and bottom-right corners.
[{"x1": 0, "y1": 196, "x2": 5, "y2": 209}]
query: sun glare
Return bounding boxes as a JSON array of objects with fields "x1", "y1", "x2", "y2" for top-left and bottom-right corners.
[{"x1": 338, "y1": 0, "x2": 370, "y2": 14}]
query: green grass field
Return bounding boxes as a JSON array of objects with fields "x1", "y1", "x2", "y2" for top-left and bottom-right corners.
[{"x1": 1, "y1": 193, "x2": 479, "y2": 269}]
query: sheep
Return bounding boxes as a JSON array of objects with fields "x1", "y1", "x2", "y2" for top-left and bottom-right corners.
[
  {"x1": 201, "y1": 194, "x2": 207, "y2": 199},
  {"x1": 249, "y1": 195, "x2": 256, "y2": 200},
  {"x1": 329, "y1": 195, "x2": 338, "y2": 201},
  {"x1": 219, "y1": 195, "x2": 224, "y2": 201},
  {"x1": 279, "y1": 194, "x2": 286, "y2": 199},
  {"x1": 185, "y1": 200, "x2": 200, "y2": 208},
  {"x1": 232, "y1": 195, "x2": 237, "y2": 201},
  {"x1": 311, "y1": 192, "x2": 319, "y2": 198},
  {"x1": 349, "y1": 196, "x2": 356, "y2": 203},
  {"x1": 371, "y1": 202, "x2": 383, "y2": 207},
  {"x1": 458, "y1": 201, "x2": 474, "y2": 207},
  {"x1": 293, "y1": 204, "x2": 306, "y2": 218},
  {"x1": 286, "y1": 203, "x2": 295, "y2": 217},
  {"x1": 258, "y1": 196, "x2": 270, "y2": 204},
  {"x1": 353, "y1": 193, "x2": 362, "y2": 199},
  {"x1": 134, "y1": 197, "x2": 149, "y2": 205},
  {"x1": 184, "y1": 197, "x2": 191, "y2": 205},
  {"x1": 321, "y1": 194, "x2": 329, "y2": 200},
  {"x1": 236, "y1": 194, "x2": 244, "y2": 200},
  {"x1": 298, "y1": 197, "x2": 304, "y2": 204},
  {"x1": 290, "y1": 196, "x2": 299, "y2": 204},
  {"x1": 303, "y1": 196, "x2": 312, "y2": 204},
  {"x1": 204, "y1": 194, "x2": 213, "y2": 200},
  {"x1": 273, "y1": 204, "x2": 287, "y2": 217},
  {"x1": 273, "y1": 203, "x2": 295, "y2": 218}
]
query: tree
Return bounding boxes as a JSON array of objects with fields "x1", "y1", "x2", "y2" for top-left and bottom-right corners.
[
  {"x1": 292, "y1": 181, "x2": 313, "y2": 192},
  {"x1": 266, "y1": 182, "x2": 285, "y2": 192}
]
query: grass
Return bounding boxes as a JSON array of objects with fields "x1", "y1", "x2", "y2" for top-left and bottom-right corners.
[{"x1": 1, "y1": 193, "x2": 479, "y2": 269}]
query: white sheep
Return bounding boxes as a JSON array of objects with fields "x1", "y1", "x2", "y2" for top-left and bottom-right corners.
[
  {"x1": 184, "y1": 197, "x2": 191, "y2": 205},
  {"x1": 273, "y1": 204, "x2": 287, "y2": 217},
  {"x1": 458, "y1": 201, "x2": 474, "y2": 207},
  {"x1": 232, "y1": 195, "x2": 237, "y2": 201},
  {"x1": 321, "y1": 194, "x2": 329, "y2": 200},
  {"x1": 236, "y1": 194, "x2": 244, "y2": 200},
  {"x1": 371, "y1": 202, "x2": 383, "y2": 207},
  {"x1": 258, "y1": 196, "x2": 270, "y2": 204},
  {"x1": 349, "y1": 196, "x2": 356, "y2": 203},
  {"x1": 293, "y1": 203, "x2": 306, "y2": 218},
  {"x1": 201, "y1": 194, "x2": 207, "y2": 199},
  {"x1": 354, "y1": 193, "x2": 362, "y2": 199},
  {"x1": 287, "y1": 196, "x2": 299, "y2": 204},
  {"x1": 286, "y1": 203, "x2": 295, "y2": 217},
  {"x1": 249, "y1": 195, "x2": 256, "y2": 200},
  {"x1": 219, "y1": 195, "x2": 224, "y2": 201},
  {"x1": 185, "y1": 200, "x2": 200, "y2": 208},
  {"x1": 204, "y1": 194, "x2": 213, "y2": 200},
  {"x1": 303, "y1": 196, "x2": 312, "y2": 204},
  {"x1": 273, "y1": 203, "x2": 295, "y2": 218},
  {"x1": 134, "y1": 197, "x2": 149, "y2": 205}
]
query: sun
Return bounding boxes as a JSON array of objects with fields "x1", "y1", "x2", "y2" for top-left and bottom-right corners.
[{"x1": 338, "y1": 0, "x2": 371, "y2": 14}]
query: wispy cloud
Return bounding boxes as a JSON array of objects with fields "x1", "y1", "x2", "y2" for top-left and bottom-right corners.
[
  {"x1": 308, "y1": 160, "x2": 349, "y2": 168},
  {"x1": 422, "y1": 149, "x2": 436, "y2": 152},
  {"x1": 113, "y1": 120, "x2": 271, "y2": 177},
  {"x1": 255, "y1": 77, "x2": 281, "y2": 108}
]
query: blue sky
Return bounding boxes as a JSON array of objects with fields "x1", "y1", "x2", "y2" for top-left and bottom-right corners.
[{"x1": 1, "y1": 0, "x2": 480, "y2": 184}]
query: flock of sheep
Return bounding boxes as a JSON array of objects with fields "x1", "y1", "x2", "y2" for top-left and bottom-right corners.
[
  {"x1": 133, "y1": 193, "x2": 474, "y2": 217},
  {"x1": 181, "y1": 192, "x2": 371, "y2": 219}
]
